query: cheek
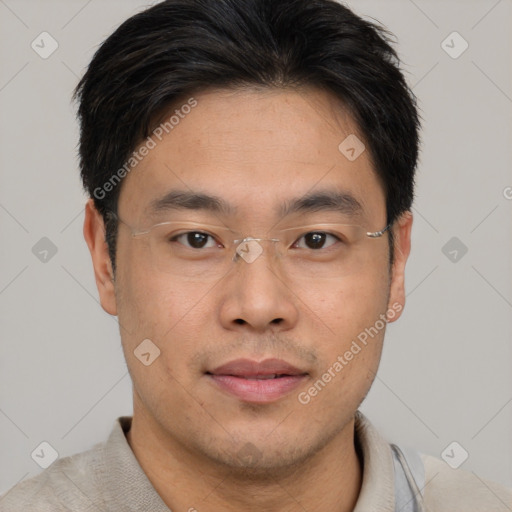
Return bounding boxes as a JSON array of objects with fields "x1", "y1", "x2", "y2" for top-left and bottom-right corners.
[
  {"x1": 115, "y1": 258, "x2": 219, "y2": 373},
  {"x1": 305, "y1": 261, "x2": 390, "y2": 332},
  {"x1": 300, "y1": 281, "x2": 389, "y2": 413},
  {"x1": 115, "y1": 236, "x2": 203, "y2": 332},
  {"x1": 115, "y1": 273, "x2": 211, "y2": 409},
  {"x1": 300, "y1": 256, "x2": 390, "y2": 378}
]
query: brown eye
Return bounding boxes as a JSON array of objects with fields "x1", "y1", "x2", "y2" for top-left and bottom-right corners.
[
  {"x1": 172, "y1": 232, "x2": 217, "y2": 249},
  {"x1": 295, "y1": 232, "x2": 338, "y2": 250}
]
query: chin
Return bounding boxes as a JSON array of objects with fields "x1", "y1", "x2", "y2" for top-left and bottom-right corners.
[{"x1": 193, "y1": 424, "x2": 338, "y2": 480}]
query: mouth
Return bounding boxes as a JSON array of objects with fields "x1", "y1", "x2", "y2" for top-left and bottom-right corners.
[{"x1": 206, "y1": 358, "x2": 308, "y2": 403}]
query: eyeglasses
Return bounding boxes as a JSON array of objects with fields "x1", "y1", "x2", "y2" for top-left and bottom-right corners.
[{"x1": 110, "y1": 213, "x2": 390, "y2": 282}]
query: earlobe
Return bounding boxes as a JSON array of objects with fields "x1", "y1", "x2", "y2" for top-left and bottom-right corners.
[
  {"x1": 83, "y1": 199, "x2": 118, "y2": 316},
  {"x1": 387, "y1": 211, "x2": 413, "y2": 323}
]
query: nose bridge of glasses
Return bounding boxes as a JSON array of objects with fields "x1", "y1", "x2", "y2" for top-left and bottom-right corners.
[{"x1": 232, "y1": 236, "x2": 281, "y2": 265}]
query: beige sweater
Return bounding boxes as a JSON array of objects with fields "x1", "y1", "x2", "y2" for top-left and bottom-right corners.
[{"x1": 1, "y1": 412, "x2": 510, "y2": 511}]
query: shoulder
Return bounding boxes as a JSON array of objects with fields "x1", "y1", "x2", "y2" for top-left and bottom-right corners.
[
  {"x1": 421, "y1": 453, "x2": 512, "y2": 511},
  {"x1": 0, "y1": 440, "x2": 107, "y2": 512}
]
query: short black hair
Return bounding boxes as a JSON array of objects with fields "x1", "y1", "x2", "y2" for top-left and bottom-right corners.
[{"x1": 73, "y1": 0, "x2": 421, "y2": 271}]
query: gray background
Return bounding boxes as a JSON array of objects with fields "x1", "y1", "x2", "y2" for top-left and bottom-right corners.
[{"x1": 1, "y1": 0, "x2": 511, "y2": 495}]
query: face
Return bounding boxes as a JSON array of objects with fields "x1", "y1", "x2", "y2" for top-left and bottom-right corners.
[{"x1": 85, "y1": 86, "x2": 412, "y2": 474}]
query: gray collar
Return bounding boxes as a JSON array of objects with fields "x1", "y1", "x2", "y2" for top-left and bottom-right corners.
[{"x1": 103, "y1": 412, "x2": 408, "y2": 511}]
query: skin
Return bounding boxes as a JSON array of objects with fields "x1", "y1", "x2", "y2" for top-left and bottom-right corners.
[{"x1": 84, "y1": 86, "x2": 412, "y2": 512}]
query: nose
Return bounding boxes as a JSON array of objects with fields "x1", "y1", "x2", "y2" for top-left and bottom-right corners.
[{"x1": 218, "y1": 238, "x2": 299, "y2": 333}]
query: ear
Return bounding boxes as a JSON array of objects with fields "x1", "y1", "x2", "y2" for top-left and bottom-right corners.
[
  {"x1": 83, "y1": 199, "x2": 117, "y2": 316},
  {"x1": 387, "y1": 211, "x2": 413, "y2": 323}
]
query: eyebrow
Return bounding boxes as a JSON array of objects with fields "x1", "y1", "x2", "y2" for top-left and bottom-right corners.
[
  {"x1": 148, "y1": 190, "x2": 236, "y2": 216},
  {"x1": 147, "y1": 188, "x2": 364, "y2": 220},
  {"x1": 278, "y1": 189, "x2": 364, "y2": 219}
]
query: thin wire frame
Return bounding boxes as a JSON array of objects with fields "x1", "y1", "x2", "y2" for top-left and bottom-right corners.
[{"x1": 110, "y1": 212, "x2": 391, "y2": 281}]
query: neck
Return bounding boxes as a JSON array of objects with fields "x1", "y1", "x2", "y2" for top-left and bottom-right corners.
[{"x1": 126, "y1": 407, "x2": 363, "y2": 512}]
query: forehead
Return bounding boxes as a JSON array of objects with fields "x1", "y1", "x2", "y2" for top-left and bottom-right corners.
[{"x1": 118, "y1": 87, "x2": 386, "y2": 224}]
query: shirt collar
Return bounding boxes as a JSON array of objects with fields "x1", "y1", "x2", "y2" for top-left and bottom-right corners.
[
  {"x1": 105, "y1": 411, "x2": 395, "y2": 511},
  {"x1": 103, "y1": 416, "x2": 171, "y2": 511},
  {"x1": 353, "y1": 410, "x2": 395, "y2": 512}
]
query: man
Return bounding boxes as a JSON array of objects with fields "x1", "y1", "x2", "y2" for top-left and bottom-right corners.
[{"x1": 1, "y1": 0, "x2": 511, "y2": 510}]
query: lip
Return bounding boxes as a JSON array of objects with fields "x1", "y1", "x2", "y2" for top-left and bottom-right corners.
[{"x1": 207, "y1": 358, "x2": 308, "y2": 404}]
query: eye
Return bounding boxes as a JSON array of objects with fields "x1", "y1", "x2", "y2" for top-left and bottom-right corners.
[
  {"x1": 293, "y1": 232, "x2": 340, "y2": 250},
  {"x1": 171, "y1": 231, "x2": 219, "y2": 249}
]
